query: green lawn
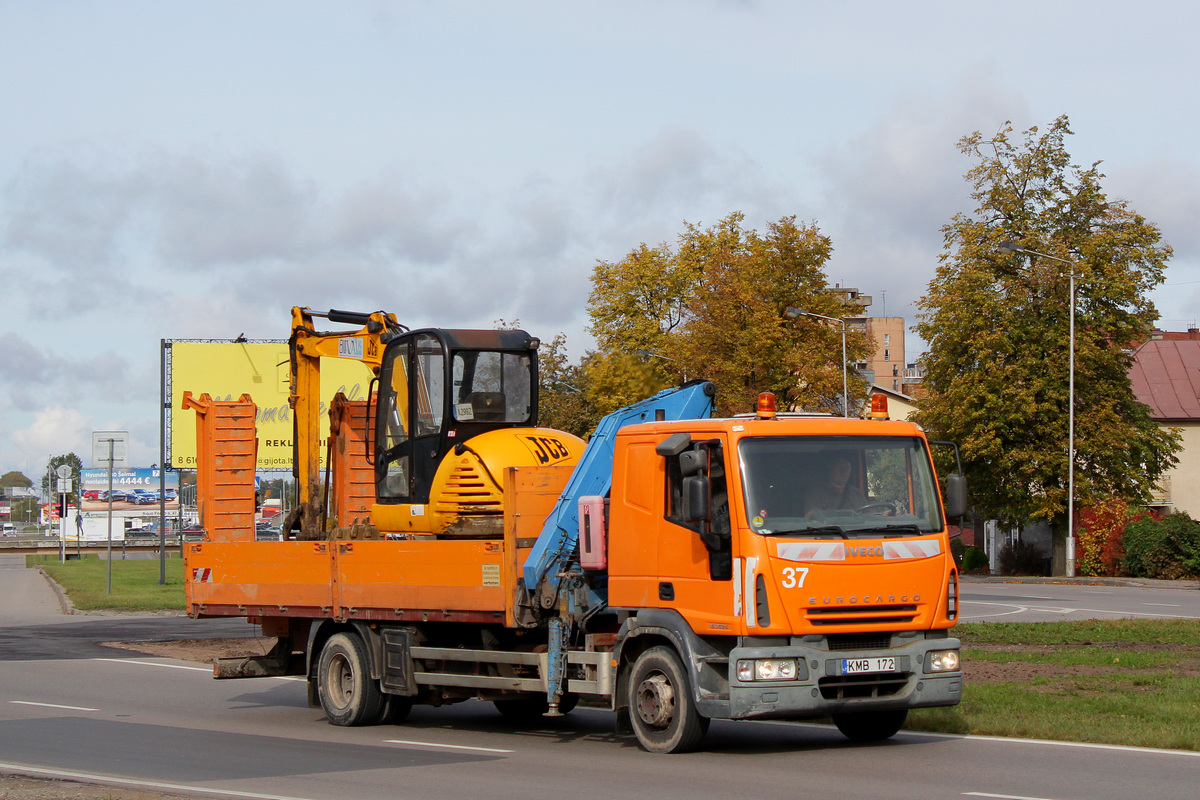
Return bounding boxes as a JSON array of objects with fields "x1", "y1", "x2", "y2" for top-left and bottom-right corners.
[
  {"x1": 30, "y1": 554, "x2": 186, "y2": 611},
  {"x1": 908, "y1": 619, "x2": 1200, "y2": 751}
]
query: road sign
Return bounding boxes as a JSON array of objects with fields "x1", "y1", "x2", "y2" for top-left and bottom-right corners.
[
  {"x1": 92, "y1": 431, "x2": 129, "y2": 468},
  {"x1": 55, "y1": 464, "x2": 72, "y2": 479}
]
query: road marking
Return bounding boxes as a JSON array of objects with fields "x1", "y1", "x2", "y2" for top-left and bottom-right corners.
[
  {"x1": 1142, "y1": 603, "x2": 1180, "y2": 607},
  {"x1": 960, "y1": 600, "x2": 1200, "y2": 620},
  {"x1": 0, "y1": 761, "x2": 318, "y2": 800},
  {"x1": 758, "y1": 721, "x2": 1200, "y2": 759},
  {"x1": 91, "y1": 657, "x2": 211, "y2": 672},
  {"x1": 10, "y1": 701, "x2": 99, "y2": 712},
  {"x1": 384, "y1": 738, "x2": 513, "y2": 753},
  {"x1": 901, "y1": 729, "x2": 1200, "y2": 758},
  {"x1": 89, "y1": 657, "x2": 305, "y2": 680},
  {"x1": 964, "y1": 793, "x2": 1059, "y2": 800}
]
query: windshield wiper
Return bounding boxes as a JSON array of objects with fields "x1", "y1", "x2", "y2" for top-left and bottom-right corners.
[
  {"x1": 761, "y1": 525, "x2": 847, "y2": 539},
  {"x1": 848, "y1": 524, "x2": 924, "y2": 537}
]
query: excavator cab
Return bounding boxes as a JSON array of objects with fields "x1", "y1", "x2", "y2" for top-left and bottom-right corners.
[{"x1": 374, "y1": 328, "x2": 541, "y2": 506}]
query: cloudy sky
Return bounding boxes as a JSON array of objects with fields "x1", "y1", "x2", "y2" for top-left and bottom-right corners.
[{"x1": 4, "y1": 1, "x2": 1200, "y2": 481}]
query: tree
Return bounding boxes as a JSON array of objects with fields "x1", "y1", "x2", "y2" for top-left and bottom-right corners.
[
  {"x1": 41, "y1": 453, "x2": 84, "y2": 506},
  {"x1": 588, "y1": 212, "x2": 872, "y2": 416},
  {"x1": 0, "y1": 471, "x2": 33, "y2": 489},
  {"x1": 916, "y1": 116, "x2": 1178, "y2": 571},
  {"x1": 536, "y1": 332, "x2": 598, "y2": 439}
]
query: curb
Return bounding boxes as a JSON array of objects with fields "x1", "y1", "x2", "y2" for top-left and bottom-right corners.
[{"x1": 35, "y1": 565, "x2": 77, "y2": 615}]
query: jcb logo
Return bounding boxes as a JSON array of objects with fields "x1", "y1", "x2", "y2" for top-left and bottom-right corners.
[
  {"x1": 524, "y1": 436, "x2": 571, "y2": 465},
  {"x1": 366, "y1": 339, "x2": 378, "y2": 358}
]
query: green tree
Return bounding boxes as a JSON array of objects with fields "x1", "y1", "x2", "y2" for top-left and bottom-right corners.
[
  {"x1": 915, "y1": 116, "x2": 1178, "y2": 572},
  {"x1": 1, "y1": 471, "x2": 33, "y2": 489},
  {"x1": 41, "y1": 453, "x2": 84, "y2": 506},
  {"x1": 588, "y1": 212, "x2": 872, "y2": 416},
  {"x1": 536, "y1": 332, "x2": 598, "y2": 439}
]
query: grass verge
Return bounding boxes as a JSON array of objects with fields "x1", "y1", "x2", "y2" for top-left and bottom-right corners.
[
  {"x1": 29, "y1": 554, "x2": 185, "y2": 611},
  {"x1": 908, "y1": 619, "x2": 1200, "y2": 751}
]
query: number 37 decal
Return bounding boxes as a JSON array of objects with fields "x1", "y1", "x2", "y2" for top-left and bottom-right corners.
[{"x1": 780, "y1": 566, "x2": 810, "y2": 588}]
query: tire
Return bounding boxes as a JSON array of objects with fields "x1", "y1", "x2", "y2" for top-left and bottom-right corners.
[
  {"x1": 493, "y1": 692, "x2": 577, "y2": 722},
  {"x1": 832, "y1": 709, "x2": 908, "y2": 742},
  {"x1": 627, "y1": 646, "x2": 709, "y2": 753},
  {"x1": 317, "y1": 632, "x2": 385, "y2": 726}
]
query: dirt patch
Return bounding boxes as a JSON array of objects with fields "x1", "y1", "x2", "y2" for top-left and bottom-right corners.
[
  {"x1": 964, "y1": 641, "x2": 1200, "y2": 684},
  {"x1": 0, "y1": 774, "x2": 195, "y2": 800},
  {"x1": 101, "y1": 637, "x2": 278, "y2": 662}
]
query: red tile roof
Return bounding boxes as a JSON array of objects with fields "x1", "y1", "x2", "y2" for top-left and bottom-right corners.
[{"x1": 1130, "y1": 339, "x2": 1200, "y2": 420}]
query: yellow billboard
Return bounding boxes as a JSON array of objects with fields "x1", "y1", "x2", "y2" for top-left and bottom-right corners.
[{"x1": 170, "y1": 342, "x2": 375, "y2": 470}]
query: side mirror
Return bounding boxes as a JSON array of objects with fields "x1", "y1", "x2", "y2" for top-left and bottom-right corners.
[
  {"x1": 681, "y1": 476, "x2": 710, "y2": 522},
  {"x1": 944, "y1": 474, "x2": 968, "y2": 519}
]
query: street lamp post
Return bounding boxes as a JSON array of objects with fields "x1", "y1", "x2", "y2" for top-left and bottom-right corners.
[
  {"x1": 998, "y1": 241, "x2": 1078, "y2": 577},
  {"x1": 785, "y1": 307, "x2": 848, "y2": 417}
]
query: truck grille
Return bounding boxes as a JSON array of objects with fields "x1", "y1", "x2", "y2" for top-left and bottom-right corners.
[
  {"x1": 818, "y1": 672, "x2": 910, "y2": 700},
  {"x1": 806, "y1": 604, "x2": 918, "y2": 626},
  {"x1": 826, "y1": 632, "x2": 893, "y2": 652}
]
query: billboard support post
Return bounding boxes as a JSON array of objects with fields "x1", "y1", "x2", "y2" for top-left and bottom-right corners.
[
  {"x1": 159, "y1": 339, "x2": 168, "y2": 585},
  {"x1": 106, "y1": 442, "x2": 113, "y2": 594}
]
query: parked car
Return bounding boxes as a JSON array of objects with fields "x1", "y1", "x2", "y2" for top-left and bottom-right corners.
[
  {"x1": 180, "y1": 524, "x2": 205, "y2": 542},
  {"x1": 127, "y1": 489, "x2": 159, "y2": 505}
]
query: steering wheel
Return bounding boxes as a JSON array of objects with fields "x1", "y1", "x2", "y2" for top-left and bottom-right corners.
[{"x1": 856, "y1": 502, "x2": 897, "y2": 516}]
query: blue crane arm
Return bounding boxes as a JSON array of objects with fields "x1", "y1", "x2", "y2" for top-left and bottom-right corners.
[{"x1": 522, "y1": 380, "x2": 716, "y2": 595}]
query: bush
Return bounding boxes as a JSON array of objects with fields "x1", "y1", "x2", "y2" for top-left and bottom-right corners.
[
  {"x1": 1075, "y1": 498, "x2": 1147, "y2": 577},
  {"x1": 1122, "y1": 512, "x2": 1200, "y2": 580},
  {"x1": 997, "y1": 539, "x2": 1048, "y2": 576},
  {"x1": 962, "y1": 545, "x2": 990, "y2": 572}
]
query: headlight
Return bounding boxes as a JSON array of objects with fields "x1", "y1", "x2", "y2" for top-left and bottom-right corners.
[
  {"x1": 736, "y1": 658, "x2": 798, "y2": 681},
  {"x1": 927, "y1": 649, "x2": 960, "y2": 672}
]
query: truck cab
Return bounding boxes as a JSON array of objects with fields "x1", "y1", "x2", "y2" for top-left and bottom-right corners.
[{"x1": 603, "y1": 404, "x2": 962, "y2": 750}]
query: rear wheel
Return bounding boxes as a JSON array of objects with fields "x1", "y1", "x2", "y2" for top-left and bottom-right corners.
[
  {"x1": 832, "y1": 709, "x2": 908, "y2": 742},
  {"x1": 627, "y1": 646, "x2": 708, "y2": 753},
  {"x1": 317, "y1": 632, "x2": 384, "y2": 726}
]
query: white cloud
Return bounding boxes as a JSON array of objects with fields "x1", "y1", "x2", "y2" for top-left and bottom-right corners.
[{"x1": 10, "y1": 407, "x2": 90, "y2": 466}]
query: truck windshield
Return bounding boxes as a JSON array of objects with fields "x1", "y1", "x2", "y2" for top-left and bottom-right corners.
[{"x1": 737, "y1": 436, "x2": 943, "y2": 537}]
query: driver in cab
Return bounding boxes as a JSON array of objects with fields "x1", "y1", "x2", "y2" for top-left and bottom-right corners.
[{"x1": 804, "y1": 454, "x2": 866, "y2": 515}]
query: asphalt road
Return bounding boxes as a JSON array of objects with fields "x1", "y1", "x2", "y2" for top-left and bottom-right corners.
[
  {"x1": 2, "y1": 561, "x2": 1199, "y2": 799},
  {"x1": 959, "y1": 576, "x2": 1200, "y2": 623}
]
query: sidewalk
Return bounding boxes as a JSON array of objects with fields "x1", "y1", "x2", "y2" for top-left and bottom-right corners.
[{"x1": 0, "y1": 554, "x2": 66, "y2": 616}]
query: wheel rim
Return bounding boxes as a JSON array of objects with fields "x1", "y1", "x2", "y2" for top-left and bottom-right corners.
[
  {"x1": 635, "y1": 671, "x2": 675, "y2": 729},
  {"x1": 327, "y1": 652, "x2": 354, "y2": 709}
]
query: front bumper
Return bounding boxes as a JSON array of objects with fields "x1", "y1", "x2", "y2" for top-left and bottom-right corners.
[{"x1": 725, "y1": 635, "x2": 962, "y2": 721}]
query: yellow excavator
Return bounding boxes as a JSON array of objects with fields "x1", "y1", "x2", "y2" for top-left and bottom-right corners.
[{"x1": 282, "y1": 307, "x2": 585, "y2": 540}]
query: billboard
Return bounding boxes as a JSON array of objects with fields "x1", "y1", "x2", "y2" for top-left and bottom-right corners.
[
  {"x1": 79, "y1": 468, "x2": 180, "y2": 513},
  {"x1": 169, "y1": 342, "x2": 375, "y2": 470}
]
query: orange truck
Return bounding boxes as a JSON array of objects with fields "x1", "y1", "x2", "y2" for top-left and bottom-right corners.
[{"x1": 184, "y1": 307, "x2": 966, "y2": 753}]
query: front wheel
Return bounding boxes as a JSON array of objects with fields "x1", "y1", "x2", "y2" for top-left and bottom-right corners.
[
  {"x1": 627, "y1": 646, "x2": 709, "y2": 753},
  {"x1": 317, "y1": 632, "x2": 384, "y2": 726},
  {"x1": 832, "y1": 709, "x2": 908, "y2": 742}
]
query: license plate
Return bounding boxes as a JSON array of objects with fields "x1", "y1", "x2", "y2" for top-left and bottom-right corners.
[{"x1": 842, "y1": 657, "x2": 897, "y2": 675}]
